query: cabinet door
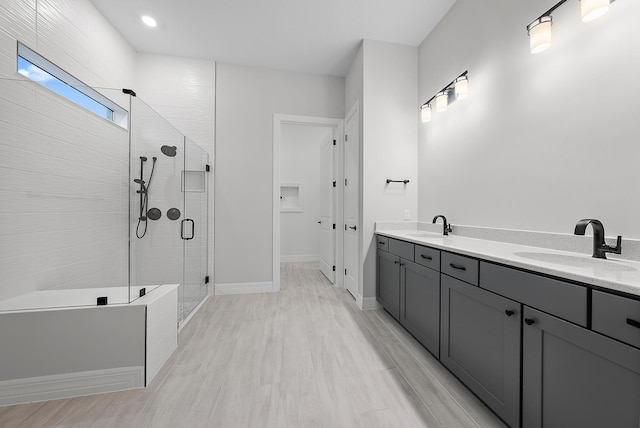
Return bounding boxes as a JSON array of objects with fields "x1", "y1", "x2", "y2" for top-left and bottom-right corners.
[
  {"x1": 400, "y1": 260, "x2": 440, "y2": 358},
  {"x1": 523, "y1": 306, "x2": 640, "y2": 428},
  {"x1": 377, "y1": 249, "x2": 400, "y2": 320},
  {"x1": 441, "y1": 275, "x2": 521, "y2": 428}
]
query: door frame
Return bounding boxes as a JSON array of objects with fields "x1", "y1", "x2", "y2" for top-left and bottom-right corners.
[
  {"x1": 343, "y1": 102, "x2": 361, "y2": 301},
  {"x1": 273, "y1": 114, "x2": 344, "y2": 291}
]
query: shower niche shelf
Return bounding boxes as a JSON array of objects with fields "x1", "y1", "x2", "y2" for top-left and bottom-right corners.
[
  {"x1": 182, "y1": 170, "x2": 206, "y2": 193},
  {"x1": 280, "y1": 183, "x2": 303, "y2": 212}
]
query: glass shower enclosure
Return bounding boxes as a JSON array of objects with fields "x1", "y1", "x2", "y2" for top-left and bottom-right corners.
[
  {"x1": 129, "y1": 96, "x2": 209, "y2": 324},
  {"x1": 0, "y1": 75, "x2": 209, "y2": 326}
]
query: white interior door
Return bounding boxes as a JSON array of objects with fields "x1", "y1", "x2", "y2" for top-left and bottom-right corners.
[
  {"x1": 344, "y1": 109, "x2": 359, "y2": 299},
  {"x1": 319, "y1": 136, "x2": 335, "y2": 282}
]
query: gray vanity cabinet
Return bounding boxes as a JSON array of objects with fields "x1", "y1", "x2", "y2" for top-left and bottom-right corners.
[
  {"x1": 400, "y1": 260, "x2": 440, "y2": 358},
  {"x1": 441, "y1": 274, "x2": 521, "y2": 428},
  {"x1": 522, "y1": 306, "x2": 640, "y2": 428},
  {"x1": 376, "y1": 249, "x2": 400, "y2": 320}
]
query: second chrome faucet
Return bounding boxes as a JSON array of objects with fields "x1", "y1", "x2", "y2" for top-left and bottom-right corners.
[{"x1": 433, "y1": 215, "x2": 452, "y2": 236}]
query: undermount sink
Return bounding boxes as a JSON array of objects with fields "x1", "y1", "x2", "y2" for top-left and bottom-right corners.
[
  {"x1": 513, "y1": 251, "x2": 637, "y2": 272},
  {"x1": 405, "y1": 232, "x2": 441, "y2": 238}
]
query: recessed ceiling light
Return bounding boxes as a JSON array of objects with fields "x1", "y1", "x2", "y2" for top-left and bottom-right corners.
[{"x1": 141, "y1": 15, "x2": 157, "y2": 27}]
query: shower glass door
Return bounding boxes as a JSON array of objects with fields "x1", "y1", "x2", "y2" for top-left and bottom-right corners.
[
  {"x1": 180, "y1": 137, "x2": 209, "y2": 322},
  {"x1": 129, "y1": 97, "x2": 185, "y2": 303}
]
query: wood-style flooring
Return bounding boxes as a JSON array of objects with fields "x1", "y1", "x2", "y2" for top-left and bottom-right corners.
[{"x1": 0, "y1": 262, "x2": 506, "y2": 427}]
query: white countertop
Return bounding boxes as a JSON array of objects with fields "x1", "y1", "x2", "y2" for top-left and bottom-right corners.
[{"x1": 376, "y1": 229, "x2": 640, "y2": 297}]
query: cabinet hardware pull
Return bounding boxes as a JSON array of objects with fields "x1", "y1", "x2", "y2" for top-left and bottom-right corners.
[
  {"x1": 524, "y1": 318, "x2": 535, "y2": 325},
  {"x1": 394, "y1": 260, "x2": 399, "y2": 264},
  {"x1": 627, "y1": 318, "x2": 640, "y2": 329},
  {"x1": 450, "y1": 263, "x2": 466, "y2": 271},
  {"x1": 505, "y1": 310, "x2": 515, "y2": 317},
  {"x1": 379, "y1": 241, "x2": 385, "y2": 244},
  {"x1": 420, "y1": 254, "x2": 433, "y2": 260},
  {"x1": 349, "y1": 226, "x2": 357, "y2": 230}
]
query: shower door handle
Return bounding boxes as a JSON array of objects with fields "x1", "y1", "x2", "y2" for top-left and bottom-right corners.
[{"x1": 181, "y1": 219, "x2": 195, "y2": 240}]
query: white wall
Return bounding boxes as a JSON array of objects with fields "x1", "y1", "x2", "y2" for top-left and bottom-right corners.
[
  {"x1": 360, "y1": 40, "x2": 419, "y2": 302},
  {"x1": 0, "y1": 0, "x2": 136, "y2": 301},
  {"x1": 418, "y1": 0, "x2": 640, "y2": 240},
  {"x1": 280, "y1": 124, "x2": 333, "y2": 262},
  {"x1": 135, "y1": 54, "x2": 216, "y2": 294},
  {"x1": 215, "y1": 63, "x2": 344, "y2": 287}
]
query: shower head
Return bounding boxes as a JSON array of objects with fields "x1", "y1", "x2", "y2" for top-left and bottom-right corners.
[
  {"x1": 161, "y1": 145, "x2": 177, "y2": 157},
  {"x1": 133, "y1": 179, "x2": 147, "y2": 194}
]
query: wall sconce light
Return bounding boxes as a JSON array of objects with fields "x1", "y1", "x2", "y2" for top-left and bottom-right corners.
[
  {"x1": 527, "y1": 0, "x2": 613, "y2": 54},
  {"x1": 420, "y1": 104, "x2": 432, "y2": 123},
  {"x1": 435, "y1": 91, "x2": 448, "y2": 112},
  {"x1": 420, "y1": 70, "x2": 468, "y2": 123},
  {"x1": 527, "y1": 16, "x2": 553, "y2": 54},
  {"x1": 581, "y1": 0, "x2": 610, "y2": 22},
  {"x1": 454, "y1": 75, "x2": 469, "y2": 100}
]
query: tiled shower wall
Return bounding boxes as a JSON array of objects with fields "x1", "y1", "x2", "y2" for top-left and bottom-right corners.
[{"x1": 0, "y1": 0, "x2": 136, "y2": 301}]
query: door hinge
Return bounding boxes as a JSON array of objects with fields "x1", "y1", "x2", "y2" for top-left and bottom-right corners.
[
  {"x1": 344, "y1": 224, "x2": 347, "y2": 231},
  {"x1": 332, "y1": 265, "x2": 336, "y2": 272},
  {"x1": 333, "y1": 139, "x2": 336, "y2": 146},
  {"x1": 333, "y1": 223, "x2": 336, "y2": 229},
  {"x1": 344, "y1": 178, "x2": 348, "y2": 186},
  {"x1": 205, "y1": 275, "x2": 210, "y2": 284},
  {"x1": 332, "y1": 180, "x2": 336, "y2": 187},
  {"x1": 344, "y1": 269, "x2": 347, "y2": 275},
  {"x1": 345, "y1": 134, "x2": 348, "y2": 142},
  {"x1": 205, "y1": 164, "x2": 210, "y2": 172}
]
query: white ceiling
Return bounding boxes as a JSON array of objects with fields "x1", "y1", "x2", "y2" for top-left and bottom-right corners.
[{"x1": 90, "y1": 0, "x2": 456, "y2": 76}]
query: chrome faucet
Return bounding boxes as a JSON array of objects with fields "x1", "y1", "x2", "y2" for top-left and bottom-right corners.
[
  {"x1": 574, "y1": 219, "x2": 622, "y2": 259},
  {"x1": 433, "y1": 215, "x2": 452, "y2": 236}
]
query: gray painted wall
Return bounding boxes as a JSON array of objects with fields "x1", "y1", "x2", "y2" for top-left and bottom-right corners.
[
  {"x1": 418, "y1": 0, "x2": 640, "y2": 240},
  {"x1": 215, "y1": 63, "x2": 344, "y2": 286}
]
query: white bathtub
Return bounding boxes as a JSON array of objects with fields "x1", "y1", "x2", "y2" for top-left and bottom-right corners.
[{"x1": 0, "y1": 284, "x2": 177, "y2": 406}]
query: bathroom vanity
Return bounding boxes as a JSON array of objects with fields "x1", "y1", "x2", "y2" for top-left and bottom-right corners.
[{"x1": 376, "y1": 230, "x2": 640, "y2": 428}]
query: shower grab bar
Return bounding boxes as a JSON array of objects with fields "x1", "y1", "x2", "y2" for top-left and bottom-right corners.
[{"x1": 181, "y1": 219, "x2": 195, "y2": 240}]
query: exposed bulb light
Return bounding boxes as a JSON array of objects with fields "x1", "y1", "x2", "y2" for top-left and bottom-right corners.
[
  {"x1": 141, "y1": 15, "x2": 157, "y2": 27},
  {"x1": 581, "y1": 0, "x2": 610, "y2": 22},
  {"x1": 435, "y1": 91, "x2": 448, "y2": 112},
  {"x1": 454, "y1": 76, "x2": 468, "y2": 100},
  {"x1": 528, "y1": 16, "x2": 553, "y2": 54},
  {"x1": 420, "y1": 104, "x2": 432, "y2": 123}
]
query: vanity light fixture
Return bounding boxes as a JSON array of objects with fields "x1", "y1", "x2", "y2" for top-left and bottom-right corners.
[
  {"x1": 141, "y1": 15, "x2": 157, "y2": 27},
  {"x1": 419, "y1": 70, "x2": 468, "y2": 123},
  {"x1": 454, "y1": 75, "x2": 469, "y2": 100},
  {"x1": 527, "y1": 16, "x2": 553, "y2": 54},
  {"x1": 581, "y1": 0, "x2": 610, "y2": 22},
  {"x1": 527, "y1": 0, "x2": 613, "y2": 54},
  {"x1": 420, "y1": 104, "x2": 432, "y2": 123},
  {"x1": 435, "y1": 91, "x2": 448, "y2": 112}
]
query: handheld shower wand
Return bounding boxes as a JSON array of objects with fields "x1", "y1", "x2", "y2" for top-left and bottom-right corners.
[{"x1": 135, "y1": 156, "x2": 157, "y2": 238}]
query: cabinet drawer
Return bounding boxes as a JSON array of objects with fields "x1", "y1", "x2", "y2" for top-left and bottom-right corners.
[
  {"x1": 441, "y1": 252, "x2": 478, "y2": 285},
  {"x1": 389, "y1": 238, "x2": 414, "y2": 261},
  {"x1": 376, "y1": 235, "x2": 389, "y2": 251},
  {"x1": 592, "y1": 291, "x2": 640, "y2": 349},
  {"x1": 414, "y1": 245, "x2": 440, "y2": 271},
  {"x1": 480, "y1": 262, "x2": 587, "y2": 327}
]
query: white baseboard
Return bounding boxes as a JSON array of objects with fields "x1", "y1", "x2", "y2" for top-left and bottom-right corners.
[
  {"x1": 280, "y1": 255, "x2": 320, "y2": 263},
  {"x1": 0, "y1": 366, "x2": 144, "y2": 407},
  {"x1": 359, "y1": 295, "x2": 382, "y2": 311},
  {"x1": 214, "y1": 281, "x2": 275, "y2": 295}
]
